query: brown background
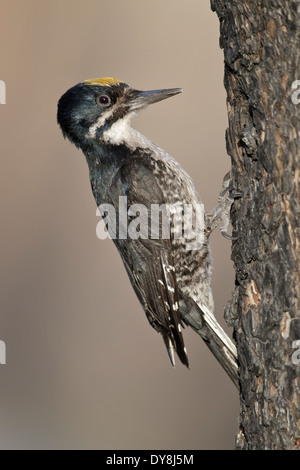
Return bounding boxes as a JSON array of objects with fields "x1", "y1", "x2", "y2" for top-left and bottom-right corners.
[{"x1": 0, "y1": 0, "x2": 239, "y2": 449}]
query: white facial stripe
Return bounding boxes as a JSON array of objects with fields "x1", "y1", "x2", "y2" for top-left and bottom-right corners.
[
  {"x1": 87, "y1": 103, "x2": 155, "y2": 151},
  {"x1": 87, "y1": 102, "x2": 119, "y2": 138},
  {"x1": 102, "y1": 114, "x2": 134, "y2": 146}
]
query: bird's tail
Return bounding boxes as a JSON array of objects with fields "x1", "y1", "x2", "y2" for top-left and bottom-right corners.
[{"x1": 183, "y1": 301, "x2": 239, "y2": 388}]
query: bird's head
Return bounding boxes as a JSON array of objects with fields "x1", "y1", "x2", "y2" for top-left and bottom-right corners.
[{"x1": 57, "y1": 77, "x2": 182, "y2": 150}]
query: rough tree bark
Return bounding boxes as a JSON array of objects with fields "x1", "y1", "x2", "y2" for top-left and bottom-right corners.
[{"x1": 211, "y1": 1, "x2": 300, "y2": 450}]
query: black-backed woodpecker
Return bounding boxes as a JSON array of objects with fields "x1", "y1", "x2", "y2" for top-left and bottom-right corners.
[{"x1": 57, "y1": 77, "x2": 238, "y2": 386}]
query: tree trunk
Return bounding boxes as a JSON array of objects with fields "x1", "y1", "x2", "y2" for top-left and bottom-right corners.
[{"x1": 211, "y1": 0, "x2": 300, "y2": 450}]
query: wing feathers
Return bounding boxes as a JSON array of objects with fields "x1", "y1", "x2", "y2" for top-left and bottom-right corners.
[{"x1": 160, "y1": 253, "x2": 189, "y2": 368}]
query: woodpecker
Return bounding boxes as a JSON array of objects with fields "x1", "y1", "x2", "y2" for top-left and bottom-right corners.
[{"x1": 57, "y1": 77, "x2": 238, "y2": 386}]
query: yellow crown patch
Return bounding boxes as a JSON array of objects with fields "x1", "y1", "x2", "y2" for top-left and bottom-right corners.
[{"x1": 83, "y1": 77, "x2": 123, "y2": 87}]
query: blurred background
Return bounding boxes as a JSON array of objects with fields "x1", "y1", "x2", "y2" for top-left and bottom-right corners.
[{"x1": 0, "y1": 0, "x2": 239, "y2": 450}]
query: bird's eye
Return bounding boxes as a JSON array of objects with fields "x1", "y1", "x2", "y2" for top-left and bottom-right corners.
[{"x1": 98, "y1": 95, "x2": 111, "y2": 106}]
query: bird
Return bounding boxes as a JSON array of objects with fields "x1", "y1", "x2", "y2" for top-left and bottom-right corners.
[{"x1": 57, "y1": 77, "x2": 238, "y2": 387}]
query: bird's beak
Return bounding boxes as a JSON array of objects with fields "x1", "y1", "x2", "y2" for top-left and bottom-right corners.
[{"x1": 126, "y1": 87, "x2": 183, "y2": 111}]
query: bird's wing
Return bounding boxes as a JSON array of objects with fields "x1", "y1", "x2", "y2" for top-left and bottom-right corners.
[{"x1": 107, "y1": 155, "x2": 189, "y2": 367}]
